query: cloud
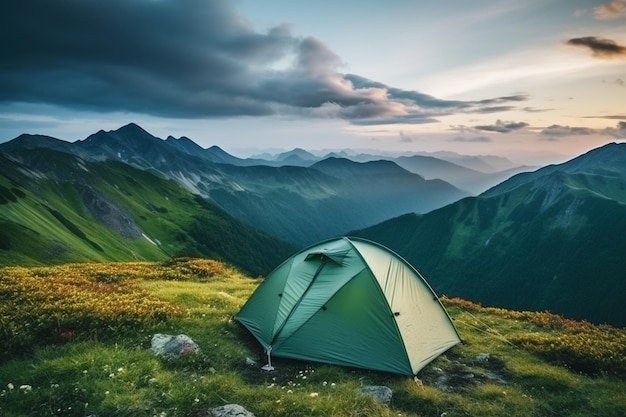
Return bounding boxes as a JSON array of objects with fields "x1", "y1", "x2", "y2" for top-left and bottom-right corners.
[
  {"x1": 523, "y1": 107, "x2": 553, "y2": 113},
  {"x1": 398, "y1": 131, "x2": 414, "y2": 143},
  {"x1": 583, "y1": 114, "x2": 626, "y2": 119},
  {"x1": 540, "y1": 125, "x2": 595, "y2": 137},
  {"x1": 475, "y1": 120, "x2": 529, "y2": 133},
  {"x1": 449, "y1": 136, "x2": 492, "y2": 143},
  {"x1": 565, "y1": 36, "x2": 626, "y2": 59},
  {"x1": 540, "y1": 122, "x2": 626, "y2": 139},
  {"x1": 594, "y1": 1, "x2": 626, "y2": 19},
  {"x1": 0, "y1": 0, "x2": 528, "y2": 127}
]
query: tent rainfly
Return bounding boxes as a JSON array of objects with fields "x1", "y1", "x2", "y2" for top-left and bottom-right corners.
[{"x1": 235, "y1": 236, "x2": 461, "y2": 376}]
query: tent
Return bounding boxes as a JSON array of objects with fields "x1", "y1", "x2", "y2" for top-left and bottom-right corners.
[{"x1": 235, "y1": 236, "x2": 461, "y2": 376}]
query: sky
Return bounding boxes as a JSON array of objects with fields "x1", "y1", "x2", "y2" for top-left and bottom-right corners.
[{"x1": 1, "y1": 0, "x2": 625, "y2": 165}]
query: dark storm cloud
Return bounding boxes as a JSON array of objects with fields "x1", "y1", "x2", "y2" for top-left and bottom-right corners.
[
  {"x1": 0, "y1": 0, "x2": 527, "y2": 125},
  {"x1": 475, "y1": 120, "x2": 529, "y2": 133},
  {"x1": 565, "y1": 36, "x2": 626, "y2": 59}
]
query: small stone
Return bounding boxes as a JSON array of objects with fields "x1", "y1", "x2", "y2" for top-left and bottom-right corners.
[{"x1": 357, "y1": 385, "x2": 392, "y2": 406}]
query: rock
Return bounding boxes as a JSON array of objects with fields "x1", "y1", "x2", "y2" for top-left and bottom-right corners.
[
  {"x1": 208, "y1": 404, "x2": 256, "y2": 417},
  {"x1": 357, "y1": 385, "x2": 392, "y2": 406},
  {"x1": 150, "y1": 334, "x2": 200, "y2": 358},
  {"x1": 474, "y1": 353, "x2": 490, "y2": 362}
]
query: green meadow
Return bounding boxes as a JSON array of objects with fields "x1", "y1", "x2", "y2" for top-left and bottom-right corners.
[{"x1": 1, "y1": 259, "x2": 625, "y2": 416}]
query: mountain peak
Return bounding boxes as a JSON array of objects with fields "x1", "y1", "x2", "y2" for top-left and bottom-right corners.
[{"x1": 112, "y1": 123, "x2": 156, "y2": 140}]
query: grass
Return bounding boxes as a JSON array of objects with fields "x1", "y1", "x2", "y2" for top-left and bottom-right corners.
[{"x1": 1, "y1": 259, "x2": 625, "y2": 416}]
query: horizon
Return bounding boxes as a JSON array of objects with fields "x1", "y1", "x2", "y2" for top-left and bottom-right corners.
[{"x1": 1, "y1": 1, "x2": 625, "y2": 166}]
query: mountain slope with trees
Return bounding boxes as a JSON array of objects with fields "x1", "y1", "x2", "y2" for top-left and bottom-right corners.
[{"x1": 351, "y1": 143, "x2": 626, "y2": 326}]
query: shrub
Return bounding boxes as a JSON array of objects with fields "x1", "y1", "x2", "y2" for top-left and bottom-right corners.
[{"x1": 0, "y1": 263, "x2": 182, "y2": 359}]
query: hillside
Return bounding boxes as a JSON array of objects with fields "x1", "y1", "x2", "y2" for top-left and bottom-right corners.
[
  {"x1": 1, "y1": 260, "x2": 625, "y2": 417},
  {"x1": 0, "y1": 149, "x2": 294, "y2": 276},
  {"x1": 352, "y1": 143, "x2": 626, "y2": 327}
]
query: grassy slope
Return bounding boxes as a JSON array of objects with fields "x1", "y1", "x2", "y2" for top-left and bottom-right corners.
[
  {"x1": 0, "y1": 153, "x2": 294, "y2": 276},
  {"x1": 1, "y1": 260, "x2": 625, "y2": 417}
]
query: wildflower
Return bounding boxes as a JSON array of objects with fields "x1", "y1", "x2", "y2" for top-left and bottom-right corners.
[
  {"x1": 310, "y1": 392, "x2": 319, "y2": 397},
  {"x1": 331, "y1": 383, "x2": 336, "y2": 388},
  {"x1": 322, "y1": 381, "x2": 327, "y2": 386},
  {"x1": 19, "y1": 385, "x2": 32, "y2": 392},
  {"x1": 7, "y1": 383, "x2": 14, "y2": 391},
  {"x1": 105, "y1": 391, "x2": 110, "y2": 395},
  {"x1": 51, "y1": 383, "x2": 59, "y2": 389},
  {"x1": 287, "y1": 390, "x2": 293, "y2": 394},
  {"x1": 194, "y1": 398, "x2": 200, "y2": 403}
]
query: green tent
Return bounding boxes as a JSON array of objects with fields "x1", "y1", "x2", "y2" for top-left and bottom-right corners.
[{"x1": 235, "y1": 236, "x2": 461, "y2": 376}]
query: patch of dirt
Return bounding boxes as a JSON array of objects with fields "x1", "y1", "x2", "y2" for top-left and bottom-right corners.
[{"x1": 79, "y1": 185, "x2": 143, "y2": 239}]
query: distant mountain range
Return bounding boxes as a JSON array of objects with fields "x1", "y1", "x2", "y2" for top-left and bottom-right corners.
[
  {"x1": 1, "y1": 123, "x2": 479, "y2": 246},
  {"x1": 351, "y1": 142, "x2": 626, "y2": 327}
]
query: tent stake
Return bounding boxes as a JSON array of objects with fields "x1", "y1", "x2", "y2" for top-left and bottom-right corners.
[{"x1": 261, "y1": 346, "x2": 275, "y2": 371}]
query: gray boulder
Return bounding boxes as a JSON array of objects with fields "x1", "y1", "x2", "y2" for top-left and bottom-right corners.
[
  {"x1": 208, "y1": 404, "x2": 255, "y2": 417},
  {"x1": 150, "y1": 334, "x2": 200, "y2": 358}
]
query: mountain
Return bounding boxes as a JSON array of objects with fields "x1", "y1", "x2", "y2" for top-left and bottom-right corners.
[
  {"x1": 351, "y1": 142, "x2": 626, "y2": 327},
  {"x1": 255, "y1": 148, "x2": 531, "y2": 195},
  {"x1": 0, "y1": 147, "x2": 295, "y2": 276},
  {"x1": 1, "y1": 124, "x2": 469, "y2": 246},
  {"x1": 392, "y1": 155, "x2": 532, "y2": 194}
]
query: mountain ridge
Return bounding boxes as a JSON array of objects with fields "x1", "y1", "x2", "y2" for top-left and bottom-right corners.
[
  {"x1": 1, "y1": 124, "x2": 469, "y2": 246},
  {"x1": 351, "y1": 142, "x2": 626, "y2": 326}
]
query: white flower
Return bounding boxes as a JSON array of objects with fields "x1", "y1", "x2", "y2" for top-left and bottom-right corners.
[
  {"x1": 194, "y1": 398, "x2": 200, "y2": 403},
  {"x1": 309, "y1": 392, "x2": 319, "y2": 397},
  {"x1": 19, "y1": 385, "x2": 32, "y2": 392},
  {"x1": 322, "y1": 381, "x2": 327, "y2": 386},
  {"x1": 7, "y1": 383, "x2": 14, "y2": 390}
]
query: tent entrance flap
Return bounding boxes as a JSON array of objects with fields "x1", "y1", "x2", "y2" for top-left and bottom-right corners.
[{"x1": 270, "y1": 258, "x2": 328, "y2": 346}]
